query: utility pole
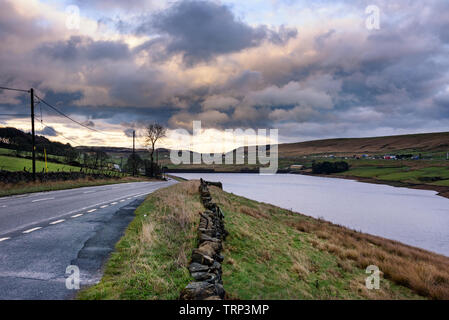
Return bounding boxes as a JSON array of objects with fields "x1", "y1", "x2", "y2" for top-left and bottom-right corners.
[
  {"x1": 30, "y1": 88, "x2": 36, "y2": 181},
  {"x1": 132, "y1": 130, "x2": 136, "y2": 176}
]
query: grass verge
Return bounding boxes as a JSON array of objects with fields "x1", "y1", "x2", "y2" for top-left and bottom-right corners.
[
  {"x1": 78, "y1": 181, "x2": 203, "y2": 300},
  {"x1": 79, "y1": 180, "x2": 449, "y2": 300},
  {"x1": 0, "y1": 176, "x2": 149, "y2": 198}
]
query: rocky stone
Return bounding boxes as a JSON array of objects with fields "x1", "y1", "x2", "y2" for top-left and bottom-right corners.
[
  {"x1": 198, "y1": 228, "x2": 215, "y2": 237},
  {"x1": 191, "y1": 250, "x2": 215, "y2": 265},
  {"x1": 200, "y1": 241, "x2": 221, "y2": 252},
  {"x1": 191, "y1": 272, "x2": 216, "y2": 282},
  {"x1": 180, "y1": 281, "x2": 217, "y2": 300},
  {"x1": 181, "y1": 179, "x2": 227, "y2": 300},
  {"x1": 188, "y1": 262, "x2": 210, "y2": 273},
  {"x1": 199, "y1": 234, "x2": 221, "y2": 243},
  {"x1": 197, "y1": 244, "x2": 216, "y2": 257}
]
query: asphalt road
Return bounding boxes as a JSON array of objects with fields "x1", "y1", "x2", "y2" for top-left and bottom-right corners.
[{"x1": 0, "y1": 179, "x2": 176, "y2": 300}]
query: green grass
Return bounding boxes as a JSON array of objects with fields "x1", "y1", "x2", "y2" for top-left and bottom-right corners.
[
  {"x1": 335, "y1": 166, "x2": 449, "y2": 184},
  {"x1": 211, "y1": 190, "x2": 423, "y2": 300},
  {"x1": 0, "y1": 147, "x2": 65, "y2": 162},
  {"x1": 77, "y1": 181, "x2": 449, "y2": 300},
  {"x1": 78, "y1": 181, "x2": 203, "y2": 300},
  {"x1": 430, "y1": 179, "x2": 449, "y2": 186},
  {"x1": 0, "y1": 155, "x2": 80, "y2": 172}
]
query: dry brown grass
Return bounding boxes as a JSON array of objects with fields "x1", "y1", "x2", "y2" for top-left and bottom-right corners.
[
  {"x1": 279, "y1": 131, "x2": 449, "y2": 157},
  {"x1": 239, "y1": 205, "x2": 269, "y2": 219},
  {"x1": 287, "y1": 215, "x2": 449, "y2": 299},
  {"x1": 208, "y1": 185, "x2": 449, "y2": 300}
]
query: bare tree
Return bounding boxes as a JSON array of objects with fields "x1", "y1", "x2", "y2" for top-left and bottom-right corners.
[{"x1": 145, "y1": 122, "x2": 166, "y2": 177}]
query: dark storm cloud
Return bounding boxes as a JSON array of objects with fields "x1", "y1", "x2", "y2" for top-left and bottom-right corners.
[
  {"x1": 37, "y1": 36, "x2": 131, "y2": 61},
  {"x1": 124, "y1": 128, "x2": 135, "y2": 137},
  {"x1": 136, "y1": 0, "x2": 297, "y2": 65},
  {"x1": 37, "y1": 126, "x2": 58, "y2": 137}
]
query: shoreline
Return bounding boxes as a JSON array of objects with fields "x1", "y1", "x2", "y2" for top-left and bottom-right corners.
[
  {"x1": 298, "y1": 172, "x2": 449, "y2": 200},
  {"x1": 169, "y1": 169, "x2": 449, "y2": 200}
]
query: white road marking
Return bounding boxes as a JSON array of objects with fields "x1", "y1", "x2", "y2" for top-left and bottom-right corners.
[
  {"x1": 111, "y1": 202, "x2": 118, "y2": 205},
  {"x1": 0, "y1": 182, "x2": 173, "y2": 236},
  {"x1": 83, "y1": 191, "x2": 96, "y2": 194},
  {"x1": 0, "y1": 237, "x2": 10, "y2": 242},
  {"x1": 71, "y1": 214, "x2": 83, "y2": 218},
  {"x1": 127, "y1": 197, "x2": 132, "y2": 200},
  {"x1": 100, "y1": 205, "x2": 108, "y2": 208},
  {"x1": 23, "y1": 227, "x2": 42, "y2": 234},
  {"x1": 50, "y1": 219, "x2": 65, "y2": 225},
  {"x1": 87, "y1": 209, "x2": 97, "y2": 213},
  {"x1": 1, "y1": 205, "x2": 6, "y2": 208},
  {"x1": 32, "y1": 197, "x2": 54, "y2": 203}
]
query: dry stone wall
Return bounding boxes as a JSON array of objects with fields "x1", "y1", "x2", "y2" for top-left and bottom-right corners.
[{"x1": 180, "y1": 178, "x2": 228, "y2": 300}]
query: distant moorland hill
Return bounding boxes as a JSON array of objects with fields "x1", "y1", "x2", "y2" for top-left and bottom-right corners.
[{"x1": 277, "y1": 132, "x2": 449, "y2": 157}]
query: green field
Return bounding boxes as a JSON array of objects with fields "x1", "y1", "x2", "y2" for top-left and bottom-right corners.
[
  {"x1": 335, "y1": 165, "x2": 449, "y2": 186},
  {"x1": 0, "y1": 147, "x2": 65, "y2": 163},
  {"x1": 0, "y1": 155, "x2": 80, "y2": 172}
]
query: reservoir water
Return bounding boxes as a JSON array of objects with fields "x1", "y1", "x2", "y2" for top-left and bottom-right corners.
[{"x1": 175, "y1": 173, "x2": 449, "y2": 257}]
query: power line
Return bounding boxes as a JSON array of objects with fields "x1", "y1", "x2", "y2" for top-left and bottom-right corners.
[
  {"x1": 34, "y1": 94, "x2": 107, "y2": 135},
  {"x1": 40, "y1": 119, "x2": 83, "y2": 146},
  {"x1": 0, "y1": 86, "x2": 30, "y2": 93}
]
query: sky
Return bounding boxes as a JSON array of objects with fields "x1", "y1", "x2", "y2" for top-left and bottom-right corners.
[{"x1": 0, "y1": 0, "x2": 448, "y2": 152}]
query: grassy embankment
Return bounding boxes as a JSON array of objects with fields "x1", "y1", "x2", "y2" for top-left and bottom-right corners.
[
  {"x1": 79, "y1": 181, "x2": 449, "y2": 300},
  {"x1": 0, "y1": 176, "x2": 150, "y2": 198}
]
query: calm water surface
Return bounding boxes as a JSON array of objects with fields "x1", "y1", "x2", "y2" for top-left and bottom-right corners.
[{"x1": 176, "y1": 173, "x2": 449, "y2": 256}]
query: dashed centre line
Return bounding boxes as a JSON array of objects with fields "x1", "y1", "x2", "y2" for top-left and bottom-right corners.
[
  {"x1": 1, "y1": 185, "x2": 161, "y2": 243},
  {"x1": 31, "y1": 197, "x2": 54, "y2": 203},
  {"x1": 23, "y1": 227, "x2": 42, "y2": 234},
  {"x1": 50, "y1": 219, "x2": 65, "y2": 225}
]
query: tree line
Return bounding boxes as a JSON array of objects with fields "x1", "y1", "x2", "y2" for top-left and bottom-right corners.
[{"x1": 0, "y1": 123, "x2": 167, "y2": 178}]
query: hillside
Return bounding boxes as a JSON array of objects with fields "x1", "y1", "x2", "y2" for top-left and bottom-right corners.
[
  {"x1": 278, "y1": 132, "x2": 449, "y2": 157},
  {"x1": 0, "y1": 127, "x2": 76, "y2": 156},
  {"x1": 78, "y1": 180, "x2": 449, "y2": 300}
]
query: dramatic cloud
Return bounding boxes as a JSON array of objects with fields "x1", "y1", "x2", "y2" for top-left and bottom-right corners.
[
  {"x1": 1, "y1": 0, "x2": 449, "y2": 150},
  {"x1": 37, "y1": 36, "x2": 131, "y2": 61},
  {"x1": 37, "y1": 126, "x2": 58, "y2": 137},
  {"x1": 137, "y1": 0, "x2": 297, "y2": 64}
]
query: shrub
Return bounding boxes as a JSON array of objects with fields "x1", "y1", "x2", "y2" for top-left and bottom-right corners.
[{"x1": 312, "y1": 161, "x2": 349, "y2": 174}]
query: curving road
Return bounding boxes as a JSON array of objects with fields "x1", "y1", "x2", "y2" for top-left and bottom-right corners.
[{"x1": 0, "y1": 179, "x2": 176, "y2": 300}]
